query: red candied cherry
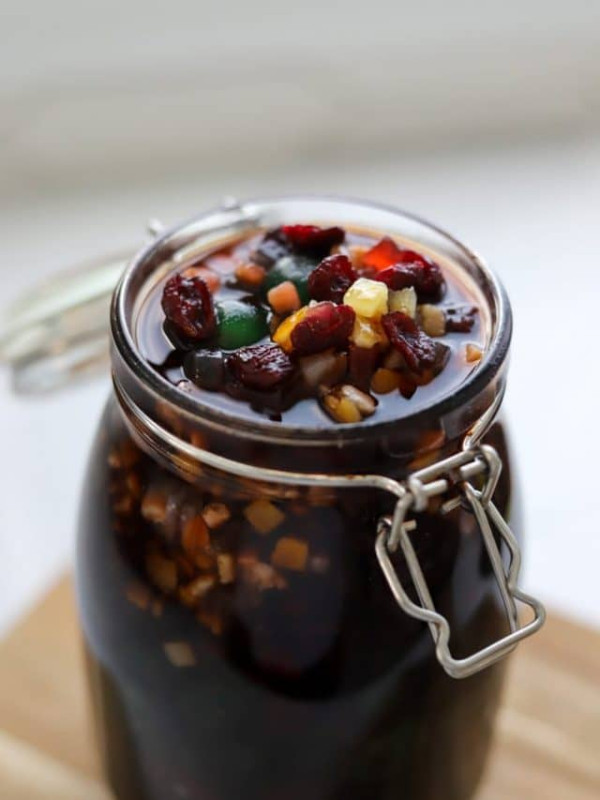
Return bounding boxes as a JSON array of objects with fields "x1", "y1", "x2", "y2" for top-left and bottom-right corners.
[
  {"x1": 228, "y1": 343, "x2": 294, "y2": 390},
  {"x1": 162, "y1": 273, "x2": 216, "y2": 341},
  {"x1": 362, "y1": 236, "x2": 406, "y2": 271},
  {"x1": 280, "y1": 225, "x2": 345, "y2": 259},
  {"x1": 291, "y1": 302, "x2": 355, "y2": 355},
  {"x1": 374, "y1": 260, "x2": 445, "y2": 302},
  {"x1": 381, "y1": 312, "x2": 438, "y2": 373},
  {"x1": 308, "y1": 254, "x2": 357, "y2": 303}
]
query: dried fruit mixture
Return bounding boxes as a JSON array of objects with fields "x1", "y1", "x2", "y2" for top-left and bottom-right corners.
[{"x1": 140, "y1": 224, "x2": 484, "y2": 424}]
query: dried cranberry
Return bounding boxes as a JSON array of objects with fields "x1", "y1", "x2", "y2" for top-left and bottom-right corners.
[
  {"x1": 161, "y1": 273, "x2": 216, "y2": 341},
  {"x1": 291, "y1": 303, "x2": 355, "y2": 355},
  {"x1": 280, "y1": 225, "x2": 345, "y2": 259},
  {"x1": 308, "y1": 254, "x2": 357, "y2": 303},
  {"x1": 381, "y1": 312, "x2": 438, "y2": 373},
  {"x1": 374, "y1": 260, "x2": 445, "y2": 302},
  {"x1": 228, "y1": 344, "x2": 294, "y2": 390},
  {"x1": 444, "y1": 304, "x2": 478, "y2": 333}
]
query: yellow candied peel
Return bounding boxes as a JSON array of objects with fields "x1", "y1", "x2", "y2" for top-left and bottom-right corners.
[
  {"x1": 271, "y1": 537, "x2": 309, "y2": 572},
  {"x1": 465, "y1": 343, "x2": 483, "y2": 363},
  {"x1": 244, "y1": 498, "x2": 285, "y2": 534},
  {"x1": 343, "y1": 278, "x2": 389, "y2": 320},
  {"x1": 389, "y1": 287, "x2": 417, "y2": 318},
  {"x1": 272, "y1": 306, "x2": 309, "y2": 352}
]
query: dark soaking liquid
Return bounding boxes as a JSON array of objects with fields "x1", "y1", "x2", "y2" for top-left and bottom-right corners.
[
  {"x1": 135, "y1": 227, "x2": 488, "y2": 428},
  {"x1": 78, "y1": 223, "x2": 512, "y2": 800}
]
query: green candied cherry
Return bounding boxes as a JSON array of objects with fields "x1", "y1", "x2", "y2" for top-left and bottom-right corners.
[
  {"x1": 263, "y1": 255, "x2": 316, "y2": 305},
  {"x1": 216, "y1": 300, "x2": 269, "y2": 350}
]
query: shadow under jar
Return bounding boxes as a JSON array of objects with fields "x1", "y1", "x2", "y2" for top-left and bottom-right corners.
[{"x1": 76, "y1": 197, "x2": 542, "y2": 800}]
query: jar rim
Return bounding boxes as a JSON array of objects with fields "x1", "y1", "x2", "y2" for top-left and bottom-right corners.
[{"x1": 111, "y1": 194, "x2": 512, "y2": 447}]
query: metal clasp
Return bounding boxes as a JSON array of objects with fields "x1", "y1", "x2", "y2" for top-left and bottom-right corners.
[{"x1": 375, "y1": 441, "x2": 546, "y2": 679}]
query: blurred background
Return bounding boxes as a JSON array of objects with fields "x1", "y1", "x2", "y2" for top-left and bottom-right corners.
[{"x1": 1, "y1": 0, "x2": 599, "y2": 634}]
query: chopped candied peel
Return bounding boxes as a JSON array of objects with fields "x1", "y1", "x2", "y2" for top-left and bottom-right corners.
[
  {"x1": 108, "y1": 439, "x2": 140, "y2": 469},
  {"x1": 420, "y1": 304, "x2": 446, "y2": 337},
  {"x1": 164, "y1": 641, "x2": 196, "y2": 668},
  {"x1": 202, "y1": 502, "x2": 231, "y2": 529},
  {"x1": 244, "y1": 498, "x2": 285, "y2": 534},
  {"x1": 179, "y1": 575, "x2": 216, "y2": 607},
  {"x1": 235, "y1": 262, "x2": 266, "y2": 288},
  {"x1": 299, "y1": 350, "x2": 347, "y2": 389},
  {"x1": 371, "y1": 368, "x2": 400, "y2": 394},
  {"x1": 181, "y1": 515, "x2": 210, "y2": 558},
  {"x1": 350, "y1": 315, "x2": 386, "y2": 349},
  {"x1": 271, "y1": 537, "x2": 309, "y2": 572},
  {"x1": 181, "y1": 265, "x2": 221, "y2": 293},
  {"x1": 465, "y1": 343, "x2": 483, "y2": 363},
  {"x1": 146, "y1": 551, "x2": 178, "y2": 594},
  {"x1": 141, "y1": 489, "x2": 169, "y2": 524},
  {"x1": 272, "y1": 306, "x2": 309, "y2": 352},
  {"x1": 267, "y1": 281, "x2": 301, "y2": 314},
  {"x1": 217, "y1": 553, "x2": 236, "y2": 584},
  {"x1": 343, "y1": 278, "x2": 388, "y2": 319},
  {"x1": 389, "y1": 287, "x2": 417, "y2": 318}
]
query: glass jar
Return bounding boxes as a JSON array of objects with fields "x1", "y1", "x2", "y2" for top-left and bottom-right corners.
[{"x1": 75, "y1": 197, "x2": 544, "y2": 800}]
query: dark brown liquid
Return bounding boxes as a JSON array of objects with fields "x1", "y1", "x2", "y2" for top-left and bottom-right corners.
[
  {"x1": 77, "y1": 399, "x2": 516, "y2": 800},
  {"x1": 135, "y1": 230, "x2": 487, "y2": 428}
]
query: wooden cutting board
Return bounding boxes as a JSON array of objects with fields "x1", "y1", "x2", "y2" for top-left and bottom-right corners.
[{"x1": 0, "y1": 579, "x2": 598, "y2": 800}]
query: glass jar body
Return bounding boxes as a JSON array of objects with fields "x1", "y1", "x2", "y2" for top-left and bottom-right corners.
[{"x1": 77, "y1": 395, "x2": 519, "y2": 800}]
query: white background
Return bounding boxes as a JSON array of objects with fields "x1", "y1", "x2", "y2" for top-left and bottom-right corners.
[{"x1": 1, "y1": 1, "x2": 599, "y2": 634}]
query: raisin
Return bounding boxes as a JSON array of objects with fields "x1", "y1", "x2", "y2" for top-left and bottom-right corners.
[
  {"x1": 281, "y1": 225, "x2": 345, "y2": 259},
  {"x1": 308, "y1": 254, "x2": 357, "y2": 303},
  {"x1": 228, "y1": 344, "x2": 294, "y2": 390},
  {"x1": 291, "y1": 303, "x2": 355, "y2": 355},
  {"x1": 444, "y1": 304, "x2": 478, "y2": 333},
  {"x1": 252, "y1": 228, "x2": 291, "y2": 268},
  {"x1": 374, "y1": 260, "x2": 445, "y2": 302},
  {"x1": 381, "y1": 312, "x2": 438, "y2": 373},
  {"x1": 397, "y1": 372, "x2": 417, "y2": 399},
  {"x1": 161, "y1": 273, "x2": 216, "y2": 342}
]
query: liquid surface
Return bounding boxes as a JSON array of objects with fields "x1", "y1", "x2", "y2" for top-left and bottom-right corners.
[{"x1": 136, "y1": 227, "x2": 487, "y2": 428}]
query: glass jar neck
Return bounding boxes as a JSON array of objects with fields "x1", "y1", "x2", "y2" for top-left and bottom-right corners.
[{"x1": 110, "y1": 196, "x2": 512, "y2": 479}]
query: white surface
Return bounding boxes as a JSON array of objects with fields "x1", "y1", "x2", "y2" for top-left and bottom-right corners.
[
  {"x1": 2, "y1": 1, "x2": 600, "y2": 200},
  {"x1": 1, "y1": 135, "x2": 599, "y2": 635}
]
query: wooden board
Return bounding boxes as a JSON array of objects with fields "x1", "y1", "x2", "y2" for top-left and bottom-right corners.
[{"x1": 0, "y1": 578, "x2": 598, "y2": 800}]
